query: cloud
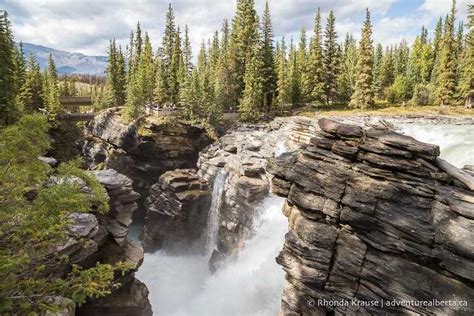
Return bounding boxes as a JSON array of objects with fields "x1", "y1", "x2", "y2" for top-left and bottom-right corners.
[{"x1": 1, "y1": 0, "x2": 468, "y2": 58}]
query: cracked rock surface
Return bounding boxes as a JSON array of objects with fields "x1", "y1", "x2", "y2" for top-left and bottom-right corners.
[{"x1": 269, "y1": 118, "x2": 474, "y2": 315}]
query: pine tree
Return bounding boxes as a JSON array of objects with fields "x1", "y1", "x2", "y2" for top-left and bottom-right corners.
[
  {"x1": 436, "y1": 0, "x2": 458, "y2": 106},
  {"x1": 159, "y1": 4, "x2": 177, "y2": 104},
  {"x1": 288, "y1": 37, "x2": 301, "y2": 107},
  {"x1": 228, "y1": 0, "x2": 260, "y2": 109},
  {"x1": 17, "y1": 54, "x2": 44, "y2": 113},
  {"x1": 323, "y1": 10, "x2": 339, "y2": 105},
  {"x1": 116, "y1": 46, "x2": 127, "y2": 106},
  {"x1": 337, "y1": 34, "x2": 358, "y2": 103},
  {"x1": 431, "y1": 17, "x2": 444, "y2": 84},
  {"x1": 183, "y1": 25, "x2": 193, "y2": 74},
  {"x1": 0, "y1": 10, "x2": 19, "y2": 124},
  {"x1": 45, "y1": 54, "x2": 61, "y2": 117},
  {"x1": 276, "y1": 37, "x2": 290, "y2": 110},
  {"x1": 459, "y1": 4, "x2": 474, "y2": 108},
  {"x1": 350, "y1": 9, "x2": 374, "y2": 109},
  {"x1": 372, "y1": 43, "x2": 384, "y2": 98},
  {"x1": 297, "y1": 28, "x2": 307, "y2": 103},
  {"x1": 260, "y1": 0, "x2": 277, "y2": 111},
  {"x1": 214, "y1": 20, "x2": 233, "y2": 113},
  {"x1": 14, "y1": 41, "x2": 26, "y2": 94},
  {"x1": 304, "y1": 7, "x2": 325, "y2": 105},
  {"x1": 240, "y1": 42, "x2": 263, "y2": 121}
]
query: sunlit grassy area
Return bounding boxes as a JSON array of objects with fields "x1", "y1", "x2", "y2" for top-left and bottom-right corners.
[{"x1": 294, "y1": 103, "x2": 474, "y2": 117}]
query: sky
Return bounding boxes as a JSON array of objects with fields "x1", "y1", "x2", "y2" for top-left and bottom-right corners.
[{"x1": 1, "y1": 0, "x2": 471, "y2": 57}]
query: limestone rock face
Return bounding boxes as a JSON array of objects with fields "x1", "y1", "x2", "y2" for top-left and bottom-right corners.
[
  {"x1": 77, "y1": 278, "x2": 152, "y2": 316},
  {"x1": 83, "y1": 108, "x2": 212, "y2": 216},
  {"x1": 269, "y1": 118, "x2": 474, "y2": 315},
  {"x1": 197, "y1": 119, "x2": 297, "y2": 269},
  {"x1": 143, "y1": 169, "x2": 211, "y2": 252},
  {"x1": 92, "y1": 169, "x2": 140, "y2": 246}
]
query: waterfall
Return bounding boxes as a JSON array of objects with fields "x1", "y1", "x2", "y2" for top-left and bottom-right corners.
[
  {"x1": 398, "y1": 123, "x2": 474, "y2": 168},
  {"x1": 135, "y1": 195, "x2": 287, "y2": 316},
  {"x1": 205, "y1": 170, "x2": 227, "y2": 255}
]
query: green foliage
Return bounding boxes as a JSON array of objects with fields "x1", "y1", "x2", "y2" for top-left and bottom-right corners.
[
  {"x1": 411, "y1": 83, "x2": 435, "y2": 106},
  {"x1": 350, "y1": 9, "x2": 374, "y2": 109},
  {"x1": 240, "y1": 42, "x2": 264, "y2": 121},
  {"x1": 323, "y1": 10, "x2": 339, "y2": 104},
  {"x1": 0, "y1": 115, "x2": 117, "y2": 314},
  {"x1": 304, "y1": 8, "x2": 325, "y2": 104},
  {"x1": 459, "y1": 4, "x2": 474, "y2": 107},
  {"x1": 386, "y1": 75, "x2": 410, "y2": 104}
]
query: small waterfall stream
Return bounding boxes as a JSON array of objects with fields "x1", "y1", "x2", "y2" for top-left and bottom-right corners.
[{"x1": 205, "y1": 170, "x2": 228, "y2": 255}]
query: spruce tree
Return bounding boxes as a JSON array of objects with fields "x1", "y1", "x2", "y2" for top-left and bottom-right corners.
[
  {"x1": 436, "y1": 0, "x2": 458, "y2": 106},
  {"x1": 214, "y1": 20, "x2": 233, "y2": 112},
  {"x1": 372, "y1": 43, "x2": 384, "y2": 98},
  {"x1": 323, "y1": 10, "x2": 339, "y2": 105},
  {"x1": 337, "y1": 34, "x2": 357, "y2": 103},
  {"x1": 240, "y1": 42, "x2": 263, "y2": 121},
  {"x1": 431, "y1": 17, "x2": 444, "y2": 84},
  {"x1": 305, "y1": 8, "x2": 325, "y2": 105},
  {"x1": 45, "y1": 54, "x2": 61, "y2": 117},
  {"x1": 459, "y1": 4, "x2": 474, "y2": 108},
  {"x1": 0, "y1": 10, "x2": 18, "y2": 124},
  {"x1": 17, "y1": 54, "x2": 44, "y2": 113},
  {"x1": 159, "y1": 4, "x2": 177, "y2": 104},
  {"x1": 297, "y1": 28, "x2": 307, "y2": 103},
  {"x1": 228, "y1": 0, "x2": 260, "y2": 109},
  {"x1": 183, "y1": 25, "x2": 193, "y2": 74},
  {"x1": 350, "y1": 9, "x2": 374, "y2": 109},
  {"x1": 288, "y1": 37, "x2": 301, "y2": 107},
  {"x1": 276, "y1": 37, "x2": 290, "y2": 110},
  {"x1": 260, "y1": 0, "x2": 277, "y2": 111}
]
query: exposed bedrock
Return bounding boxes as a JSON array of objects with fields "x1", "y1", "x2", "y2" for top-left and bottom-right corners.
[
  {"x1": 269, "y1": 118, "x2": 474, "y2": 315},
  {"x1": 68, "y1": 169, "x2": 152, "y2": 316},
  {"x1": 83, "y1": 108, "x2": 212, "y2": 216},
  {"x1": 142, "y1": 169, "x2": 211, "y2": 253},
  {"x1": 195, "y1": 118, "x2": 302, "y2": 269}
]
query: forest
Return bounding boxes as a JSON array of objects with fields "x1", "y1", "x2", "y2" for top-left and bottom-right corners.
[
  {"x1": 0, "y1": 0, "x2": 473, "y2": 314},
  {"x1": 1, "y1": 0, "x2": 473, "y2": 126}
]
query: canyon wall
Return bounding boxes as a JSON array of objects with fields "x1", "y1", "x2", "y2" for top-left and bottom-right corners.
[{"x1": 269, "y1": 118, "x2": 474, "y2": 315}]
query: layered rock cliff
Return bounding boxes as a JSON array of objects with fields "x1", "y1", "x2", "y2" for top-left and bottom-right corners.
[
  {"x1": 83, "y1": 108, "x2": 212, "y2": 216},
  {"x1": 143, "y1": 169, "x2": 211, "y2": 252},
  {"x1": 269, "y1": 118, "x2": 474, "y2": 315}
]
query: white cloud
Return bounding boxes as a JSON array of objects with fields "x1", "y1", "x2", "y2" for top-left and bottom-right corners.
[{"x1": 2, "y1": 0, "x2": 468, "y2": 58}]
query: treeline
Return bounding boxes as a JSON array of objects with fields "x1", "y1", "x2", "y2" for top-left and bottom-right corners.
[
  {"x1": 1, "y1": 1, "x2": 473, "y2": 126},
  {"x1": 101, "y1": 0, "x2": 473, "y2": 124}
]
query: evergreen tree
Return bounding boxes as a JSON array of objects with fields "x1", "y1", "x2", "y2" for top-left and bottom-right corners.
[
  {"x1": 260, "y1": 0, "x2": 277, "y2": 111},
  {"x1": 159, "y1": 4, "x2": 177, "y2": 104},
  {"x1": 372, "y1": 43, "x2": 384, "y2": 98},
  {"x1": 297, "y1": 28, "x2": 307, "y2": 103},
  {"x1": 323, "y1": 10, "x2": 339, "y2": 104},
  {"x1": 183, "y1": 25, "x2": 193, "y2": 74},
  {"x1": 304, "y1": 7, "x2": 325, "y2": 104},
  {"x1": 380, "y1": 46, "x2": 395, "y2": 95},
  {"x1": 276, "y1": 37, "x2": 290, "y2": 110},
  {"x1": 337, "y1": 34, "x2": 357, "y2": 103},
  {"x1": 45, "y1": 54, "x2": 61, "y2": 117},
  {"x1": 459, "y1": 4, "x2": 474, "y2": 108},
  {"x1": 240, "y1": 42, "x2": 263, "y2": 121},
  {"x1": 436, "y1": 0, "x2": 458, "y2": 106},
  {"x1": 350, "y1": 9, "x2": 374, "y2": 109},
  {"x1": 228, "y1": 0, "x2": 260, "y2": 109},
  {"x1": 214, "y1": 20, "x2": 233, "y2": 112},
  {"x1": 17, "y1": 54, "x2": 44, "y2": 113},
  {"x1": 431, "y1": 17, "x2": 444, "y2": 84},
  {"x1": 0, "y1": 10, "x2": 18, "y2": 124},
  {"x1": 14, "y1": 41, "x2": 26, "y2": 94},
  {"x1": 288, "y1": 37, "x2": 301, "y2": 107}
]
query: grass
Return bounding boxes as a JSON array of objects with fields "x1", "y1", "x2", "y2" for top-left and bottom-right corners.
[{"x1": 294, "y1": 102, "x2": 474, "y2": 118}]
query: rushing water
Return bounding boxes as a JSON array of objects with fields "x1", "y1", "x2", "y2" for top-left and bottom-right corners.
[
  {"x1": 135, "y1": 122, "x2": 473, "y2": 316},
  {"x1": 136, "y1": 196, "x2": 286, "y2": 316},
  {"x1": 205, "y1": 170, "x2": 228, "y2": 256},
  {"x1": 398, "y1": 123, "x2": 474, "y2": 168}
]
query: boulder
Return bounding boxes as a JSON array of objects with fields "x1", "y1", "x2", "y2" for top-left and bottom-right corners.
[{"x1": 270, "y1": 118, "x2": 474, "y2": 315}]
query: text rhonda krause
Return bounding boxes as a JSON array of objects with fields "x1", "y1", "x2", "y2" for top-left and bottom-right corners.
[{"x1": 313, "y1": 298, "x2": 469, "y2": 308}]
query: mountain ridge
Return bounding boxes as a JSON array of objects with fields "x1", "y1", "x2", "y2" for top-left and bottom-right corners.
[{"x1": 21, "y1": 42, "x2": 107, "y2": 75}]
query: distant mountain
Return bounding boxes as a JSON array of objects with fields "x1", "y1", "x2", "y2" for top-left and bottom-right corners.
[{"x1": 21, "y1": 43, "x2": 107, "y2": 75}]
